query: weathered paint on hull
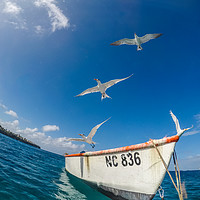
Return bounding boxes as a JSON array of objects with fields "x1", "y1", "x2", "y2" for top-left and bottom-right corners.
[{"x1": 65, "y1": 136, "x2": 178, "y2": 200}]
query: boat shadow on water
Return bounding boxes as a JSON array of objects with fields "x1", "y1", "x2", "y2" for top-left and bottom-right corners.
[
  {"x1": 65, "y1": 170, "x2": 111, "y2": 200},
  {"x1": 55, "y1": 167, "x2": 110, "y2": 200}
]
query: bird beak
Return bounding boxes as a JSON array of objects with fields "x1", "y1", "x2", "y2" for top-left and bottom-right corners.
[
  {"x1": 94, "y1": 79, "x2": 97, "y2": 81},
  {"x1": 78, "y1": 134, "x2": 81, "y2": 136}
]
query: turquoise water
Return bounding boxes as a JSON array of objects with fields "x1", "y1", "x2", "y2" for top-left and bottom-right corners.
[{"x1": 0, "y1": 134, "x2": 199, "y2": 200}]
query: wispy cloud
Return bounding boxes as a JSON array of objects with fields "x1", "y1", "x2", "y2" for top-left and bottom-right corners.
[
  {"x1": 1, "y1": 0, "x2": 26, "y2": 30},
  {"x1": 35, "y1": 25, "x2": 44, "y2": 34},
  {"x1": 34, "y1": 0, "x2": 70, "y2": 32},
  {"x1": 3, "y1": 1, "x2": 22, "y2": 15},
  {"x1": 0, "y1": 0, "x2": 70, "y2": 33},
  {"x1": 0, "y1": 103, "x2": 7, "y2": 110},
  {"x1": 178, "y1": 154, "x2": 200, "y2": 170},
  {"x1": 184, "y1": 114, "x2": 200, "y2": 136},
  {"x1": 0, "y1": 103, "x2": 18, "y2": 118},
  {"x1": 195, "y1": 114, "x2": 200, "y2": 125},
  {"x1": 42, "y1": 124, "x2": 59, "y2": 132},
  {"x1": 169, "y1": 154, "x2": 200, "y2": 170},
  {"x1": 184, "y1": 130, "x2": 199, "y2": 136},
  {"x1": 5, "y1": 109, "x2": 18, "y2": 118}
]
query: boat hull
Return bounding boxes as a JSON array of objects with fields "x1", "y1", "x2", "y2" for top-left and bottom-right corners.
[{"x1": 65, "y1": 135, "x2": 179, "y2": 200}]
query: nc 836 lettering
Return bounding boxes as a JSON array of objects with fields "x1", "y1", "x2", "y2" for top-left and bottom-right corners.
[{"x1": 105, "y1": 152, "x2": 141, "y2": 167}]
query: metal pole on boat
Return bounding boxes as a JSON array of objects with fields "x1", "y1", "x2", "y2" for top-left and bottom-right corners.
[{"x1": 150, "y1": 139, "x2": 183, "y2": 200}]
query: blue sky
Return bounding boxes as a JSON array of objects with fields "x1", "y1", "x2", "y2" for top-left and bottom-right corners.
[{"x1": 0, "y1": 0, "x2": 199, "y2": 170}]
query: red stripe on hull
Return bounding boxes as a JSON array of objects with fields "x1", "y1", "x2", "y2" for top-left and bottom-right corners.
[{"x1": 65, "y1": 135, "x2": 179, "y2": 157}]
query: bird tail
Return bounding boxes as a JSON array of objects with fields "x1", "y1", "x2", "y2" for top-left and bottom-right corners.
[
  {"x1": 137, "y1": 46, "x2": 143, "y2": 51},
  {"x1": 101, "y1": 93, "x2": 112, "y2": 100},
  {"x1": 170, "y1": 110, "x2": 193, "y2": 137},
  {"x1": 179, "y1": 125, "x2": 193, "y2": 137}
]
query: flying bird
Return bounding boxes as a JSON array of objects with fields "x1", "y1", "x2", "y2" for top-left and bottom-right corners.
[
  {"x1": 76, "y1": 74, "x2": 133, "y2": 100},
  {"x1": 110, "y1": 33, "x2": 162, "y2": 51},
  {"x1": 170, "y1": 110, "x2": 193, "y2": 137},
  {"x1": 66, "y1": 118, "x2": 110, "y2": 148}
]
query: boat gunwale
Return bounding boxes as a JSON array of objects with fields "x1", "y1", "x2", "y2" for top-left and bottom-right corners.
[{"x1": 65, "y1": 135, "x2": 179, "y2": 157}]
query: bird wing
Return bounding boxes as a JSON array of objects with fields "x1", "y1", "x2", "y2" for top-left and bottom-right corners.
[
  {"x1": 66, "y1": 138, "x2": 84, "y2": 142},
  {"x1": 140, "y1": 33, "x2": 162, "y2": 44},
  {"x1": 170, "y1": 110, "x2": 181, "y2": 133},
  {"x1": 76, "y1": 86, "x2": 99, "y2": 97},
  {"x1": 87, "y1": 117, "x2": 111, "y2": 140},
  {"x1": 103, "y1": 74, "x2": 133, "y2": 90},
  {"x1": 110, "y1": 38, "x2": 136, "y2": 46}
]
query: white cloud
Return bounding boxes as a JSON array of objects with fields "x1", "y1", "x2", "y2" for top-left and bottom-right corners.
[
  {"x1": 17, "y1": 127, "x2": 85, "y2": 154},
  {"x1": 40, "y1": 135, "x2": 85, "y2": 154},
  {"x1": 16, "y1": 127, "x2": 38, "y2": 134},
  {"x1": 16, "y1": 127, "x2": 46, "y2": 141},
  {"x1": 32, "y1": 131, "x2": 45, "y2": 138},
  {"x1": 3, "y1": 1, "x2": 22, "y2": 15},
  {"x1": 0, "y1": 103, "x2": 84, "y2": 154},
  {"x1": 0, "y1": 117, "x2": 84, "y2": 154},
  {"x1": 5, "y1": 110, "x2": 18, "y2": 118},
  {"x1": 34, "y1": 0, "x2": 70, "y2": 32},
  {"x1": 42, "y1": 124, "x2": 59, "y2": 132},
  {"x1": 0, "y1": 119, "x2": 19, "y2": 132}
]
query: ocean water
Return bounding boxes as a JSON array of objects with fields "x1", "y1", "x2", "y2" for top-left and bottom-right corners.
[{"x1": 0, "y1": 134, "x2": 199, "y2": 200}]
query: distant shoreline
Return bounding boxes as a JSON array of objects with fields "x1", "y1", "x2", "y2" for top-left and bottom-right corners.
[{"x1": 0, "y1": 125, "x2": 40, "y2": 149}]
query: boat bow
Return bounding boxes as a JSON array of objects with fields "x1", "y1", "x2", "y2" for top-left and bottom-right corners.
[{"x1": 65, "y1": 135, "x2": 180, "y2": 200}]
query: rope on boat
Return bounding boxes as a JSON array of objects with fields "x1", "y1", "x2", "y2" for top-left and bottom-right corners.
[
  {"x1": 173, "y1": 151, "x2": 183, "y2": 198},
  {"x1": 173, "y1": 151, "x2": 180, "y2": 191},
  {"x1": 150, "y1": 139, "x2": 184, "y2": 200}
]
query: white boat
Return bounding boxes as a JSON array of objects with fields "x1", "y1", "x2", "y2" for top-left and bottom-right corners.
[{"x1": 65, "y1": 134, "x2": 180, "y2": 200}]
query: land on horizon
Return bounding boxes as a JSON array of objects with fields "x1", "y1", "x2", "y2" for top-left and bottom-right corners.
[{"x1": 0, "y1": 125, "x2": 40, "y2": 149}]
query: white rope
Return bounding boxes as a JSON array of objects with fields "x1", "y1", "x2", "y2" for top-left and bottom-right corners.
[{"x1": 158, "y1": 186, "x2": 164, "y2": 199}]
